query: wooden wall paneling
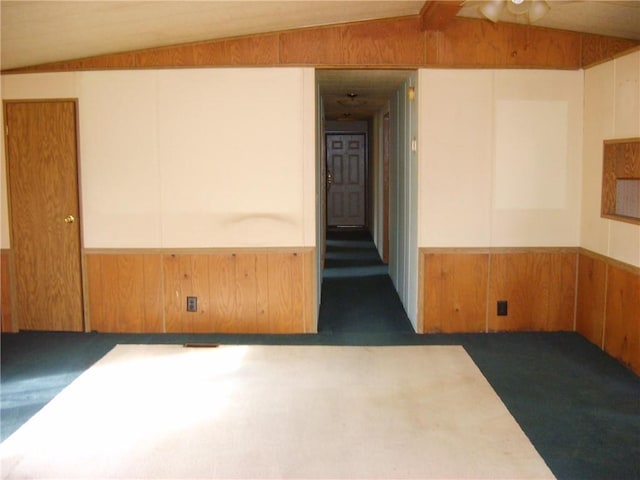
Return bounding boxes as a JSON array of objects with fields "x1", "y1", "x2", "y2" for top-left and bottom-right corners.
[
  {"x1": 420, "y1": 1, "x2": 462, "y2": 31},
  {"x1": 192, "y1": 40, "x2": 229, "y2": 66},
  {"x1": 135, "y1": 45, "x2": 195, "y2": 68},
  {"x1": 423, "y1": 253, "x2": 488, "y2": 333},
  {"x1": 141, "y1": 255, "x2": 164, "y2": 332},
  {"x1": 489, "y1": 253, "x2": 536, "y2": 331},
  {"x1": 225, "y1": 34, "x2": 279, "y2": 65},
  {"x1": 1, "y1": 251, "x2": 14, "y2": 332},
  {"x1": 254, "y1": 254, "x2": 271, "y2": 333},
  {"x1": 208, "y1": 253, "x2": 238, "y2": 333},
  {"x1": 115, "y1": 255, "x2": 146, "y2": 332},
  {"x1": 603, "y1": 265, "x2": 640, "y2": 374},
  {"x1": 79, "y1": 52, "x2": 138, "y2": 70},
  {"x1": 279, "y1": 27, "x2": 344, "y2": 65},
  {"x1": 233, "y1": 254, "x2": 260, "y2": 333},
  {"x1": 341, "y1": 17, "x2": 425, "y2": 66},
  {"x1": 582, "y1": 36, "x2": 640, "y2": 68},
  {"x1": 546, "y1": 253, "x2": 578, "y2": 331},
  {"x1": 301, "y1": 250, "x2": 317, "y2": 333},
  {"x1": 506, "y1": 25, "x2": 581, "y2": 69},
  {"x1": 267, "y1": 253, "x2": 304, "y2": 333},
  {"x1": 438, "y1": 18, "x2": 582, "y2": 68},
  {"x1": 163, "y1": 254, "x2": 189, "y2": 333},
  {"x1": 181, "y1": 255, "x2": 212, "y2": 333},
  {"x1": 86, "y1": 254, "x2": 163, "y2": 333},
  {"x1": 488, "y1": 252, "x2": 577, "y2": 332},
  {"x1": 85, "y1": 255, "x2": 103, "y2": 331},
  {"x1": 576, "y1": 253, "x2": 607, "y2": 347},
  {"x1": 437, "y1": 18, "x2": 506, "y2": 67}
]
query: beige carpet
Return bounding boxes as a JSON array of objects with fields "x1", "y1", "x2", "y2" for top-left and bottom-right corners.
[{"x1": 1, "y1": 345, "x2": 555, "y2": 479}]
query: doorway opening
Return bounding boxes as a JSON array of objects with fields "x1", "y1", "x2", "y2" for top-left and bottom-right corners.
[{"x1": 315, "y1": 69, "x2": 418, "y2": 334}]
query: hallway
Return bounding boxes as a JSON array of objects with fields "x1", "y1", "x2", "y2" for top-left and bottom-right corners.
[{"x1": 317, "y1": 230, "x2": 414, "y2": 334}]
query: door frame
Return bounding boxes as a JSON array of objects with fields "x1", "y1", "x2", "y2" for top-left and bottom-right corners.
[{"x1": 3, "y1": 98, "x2": 86, "y2": 332}]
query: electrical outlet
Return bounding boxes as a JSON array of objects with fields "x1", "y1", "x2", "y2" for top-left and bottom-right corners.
[
  {"x1": 497, "y1": 300, "x2": 508, "y2": 316},
  {"x1": 186, "y1": 296, "x2": 197, "y2": 312}
]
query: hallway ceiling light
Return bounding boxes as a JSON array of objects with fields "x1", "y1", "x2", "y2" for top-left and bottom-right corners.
[
  {"x1": 479, "y1": 0, "x2": 550, "y2": 24},
  {"x1": 337, "y1": 93, "x2": 367, "y2": 107}
]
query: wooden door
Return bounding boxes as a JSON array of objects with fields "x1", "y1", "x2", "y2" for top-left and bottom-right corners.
[
  {"x1": 326, "y1": 134, "x2": 366, "y2": 227},
  {"x1": 5, "y1": 101, "x2": 84, "y2": 331}
]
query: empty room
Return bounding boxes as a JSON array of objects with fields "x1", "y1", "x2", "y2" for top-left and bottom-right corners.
[{"x1": 1, "y1": 1, "x2": 639, "y2": 479}]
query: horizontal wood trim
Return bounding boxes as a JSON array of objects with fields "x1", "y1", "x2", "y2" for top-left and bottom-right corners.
[
  {"x1": 421, "y1": 246, "x2": 578, "y2": 255},
  {"x1": 84, "y1": 247, "x2": 315, "y2": 255},
  {"x1": 85, "y1": 248, "x2": 317, "y2": 334},
  {"x1": 3, "y1": 16, "x2": 637, "y2": 74}
]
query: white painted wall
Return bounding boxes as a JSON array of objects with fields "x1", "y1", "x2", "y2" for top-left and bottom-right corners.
[
  {"x1": 1, "y1": 68, "x2": 316, "y2": 249},
  {"x1": 418, "y1": 69, "x2": 584, "y2": 248},
  {"x1": 389, "y1": 73, "x2": 420, "y2": 330},
  {"x1": 582, "y1": 50, "x2": 640, "y2": 267}
]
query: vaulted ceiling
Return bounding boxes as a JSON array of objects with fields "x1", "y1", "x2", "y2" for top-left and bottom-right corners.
[{"x1": 2, "y1": 1, "x2": 639, "y2": 72}]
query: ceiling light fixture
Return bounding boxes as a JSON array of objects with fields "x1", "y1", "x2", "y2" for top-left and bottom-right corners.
[
  {"x1": 337, "y1": 93, "x2": 366, "y2": 107},
  {"x1": 479, "y1": 0, "x2": 550, "y2": 24}
]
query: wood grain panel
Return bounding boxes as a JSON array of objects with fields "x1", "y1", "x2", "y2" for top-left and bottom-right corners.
[
  {"x1": 279, "y1": 27, "x2": 343, "y2": 65},
  {"x1": 135, "y1": 45, "x2": 195, "y2": 68},
  {"x1": 604, "y1": 265, "x2": 640, "y2": 374},
  {"x1": 225, "y1": 34, "x2": 279, "y2": 65},
  {"x1": 341, "y1": 17, "x2": 425, "y2": 66},
  {"x1": 87, "y1": 254, "x2": 163, "y2": 333},
  {"x1": 209, "y1": 254, "x2": 241, "y2": 333},
  {"x1": 162, "y1": 249, "x2": 313, "y2": 334},
  {"x1": 488, "y1": 252, "x2": 577, "y2": 332},
  {"x1": 438, "y1": 18, "x2": 581, "y2": 68},
  {"x1": 582, "y1": 36, "x2": 640, "y2": 68},
  {"x1": 420, "y1": 1, "x2": 461, "y2": 31},
  {"x1": 576, "y1": 253, "x2": 607, "y2": 348},
  {"x1": 267, "y1": 253, "x2": 304, "y2": 333},
  {"x1": 1, "y1": 251, "x2": 13, "y2": 332},
  {"x1": 423, "y1": 253, "x2": 488, "y2": 333},
  {"x1": 5, "y1": 101, "x2": 84, "y2": 331},
  {"x1": 164, "y1": 254, "x2": 213, "y2": 333},
  {"x1": 506, "y1": 25, "x2": 581, "y2": 69},
  {"x1": 192, "y1": 40, "x2": 228, "y2": 66}
]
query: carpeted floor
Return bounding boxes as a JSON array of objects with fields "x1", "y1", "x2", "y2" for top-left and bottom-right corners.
[
  {"x1": 1, "y1": 231, "x2": 639, "y2": 479},
  {"x1": 1, "y1": 344, "x2": 555, "y2": 479},
  {"x1": 318, "y1": 229, "x2": 414, "y2": 334}
]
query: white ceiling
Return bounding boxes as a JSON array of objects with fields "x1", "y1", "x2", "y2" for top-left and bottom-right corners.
[{"x1": 2, "y1": 1, "x2": 639, "y2": 120}]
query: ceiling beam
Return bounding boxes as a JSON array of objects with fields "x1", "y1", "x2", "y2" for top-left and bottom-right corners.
[{"x1": 420, "y1": 1, "x2": 462, "y2": 31}]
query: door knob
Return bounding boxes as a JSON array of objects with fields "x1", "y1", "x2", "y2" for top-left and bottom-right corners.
[
  {"x1": 327, "y1": 171, "x2": 333, "y2": 185},
  {"x1": 64, "y1": 215, "x2": 75, "y2": 224}
]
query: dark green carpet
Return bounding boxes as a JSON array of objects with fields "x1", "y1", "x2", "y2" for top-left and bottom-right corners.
[{"x1": 319, "y1": 229, "x2": 414, "y2": 334}]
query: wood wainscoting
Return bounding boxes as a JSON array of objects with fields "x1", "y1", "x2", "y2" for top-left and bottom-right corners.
[
  {"x1": 576, "y1": 249, "x2": 640, "y2": 375},
  {"x1": 85, "y1": 248, "x2": 317, "y2": 334},
  {"x1": 420, "y1": 247, "x2": 640, "y2": 375},
  {"x1": 1, "y1": 249, "x2": 13, "y2": 332},
  {"x1": 420, "y1": 248, "x2": 578, "y2": 334}
]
